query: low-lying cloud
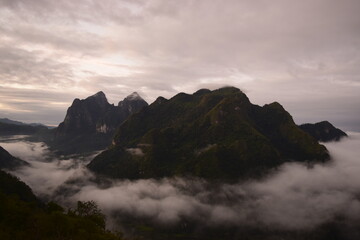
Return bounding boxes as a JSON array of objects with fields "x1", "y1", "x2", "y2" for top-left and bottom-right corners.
[{"x1": 1, "y1": 133, "x2": 360, "y2": 232}]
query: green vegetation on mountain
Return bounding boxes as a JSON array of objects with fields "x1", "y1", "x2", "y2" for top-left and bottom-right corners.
[
  {"x1": 88, "y1": 87, "x2": 328, "y2": 180},
  {"x1": 0, "y1": 169, "x2": 123, "y2": 240}
]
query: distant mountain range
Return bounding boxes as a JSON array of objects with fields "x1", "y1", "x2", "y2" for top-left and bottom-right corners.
[
  {"x1": 0, "y1": 119, "x2": 51, "y2": 137},
  {"x1": 88, "y1": 87, "x2": 331, "y2": 180},
  {"x1": 0, "y1": 118, "x2": 51, "y2": 128}
]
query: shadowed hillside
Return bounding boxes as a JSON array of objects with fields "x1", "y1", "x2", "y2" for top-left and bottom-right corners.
[{"x1": 89, "y1": 87, "x2": 329, "y2": 180}]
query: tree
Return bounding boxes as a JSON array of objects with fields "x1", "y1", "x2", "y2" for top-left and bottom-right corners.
[{"x1": 74, "y1": 200, "x2": 106, "y2": 230}]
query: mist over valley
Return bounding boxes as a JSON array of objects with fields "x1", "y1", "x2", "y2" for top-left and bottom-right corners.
[{"x1": 1, "y1": 132, "x2": 360, "y2": 239}]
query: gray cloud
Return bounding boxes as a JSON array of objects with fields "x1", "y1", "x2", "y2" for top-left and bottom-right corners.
[
  {"x1": 0, "y1": 0, "x2": 359, "y2": 129},
  {"x1": 0, "y1": 24, "x2": 104, "y2": 56},
  {"x1": 0, "y1": 46, "x2": 74, "y2": 86},
  {"x1": 0, "y1": 0, "x2": 145, "y2": 25},
  {"x1": 2, "y1": 133, "x2": 360, "y2": 231},
  {"x1": 0, "y1": 86, "x2": 79, "y2": 125}
]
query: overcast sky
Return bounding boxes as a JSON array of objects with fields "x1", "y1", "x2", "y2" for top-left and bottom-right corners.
[{"x1": 0, "y1": 0, "x2": 359, "y2": 130}]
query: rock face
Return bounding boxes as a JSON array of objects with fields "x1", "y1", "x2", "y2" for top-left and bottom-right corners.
[
  {"x1": 56, "y1": 91, "x2": 111, "y2": 136},
  {"x1": 96, "y1": 92, "x2": 149, "y2": 134},
  {"x1": 299, "y1": 121, "x2": 347, "y2": 142},
  {"x1": 118, "y1": 92, "x2": 148, "y2": 112},
  {"x1": 88, "y1": 87, "x2": 329, "y2": 180},
  {"x1": 0, "y1": 146, "x2": 29, "y2": 170},
  {"x1": 53, "y1": 91, "x2": 148, "y2": 154}
]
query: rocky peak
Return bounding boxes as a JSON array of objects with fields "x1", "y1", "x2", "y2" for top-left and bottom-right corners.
[
  {"x1": 86, "y1": 91, "x2": 109, "y2": 108},
  {"x1": 119, "y1": 92, "x2": 145, "y2": 104},
  {"x1": 54, "y1": 91, "x2": 148, "y2": 154},
  {"x1": 125, "y1": 92, "x2": 142, "y2": 101},
  {"x1": 56, "y1": 91, "x2": 112, "y2": 136},
  {"x1": 92, "y1": 91, "x2": 106, "y2": 98},
  {"x1": 118, "y1": 92, "x2": 148, "y2": 112}
]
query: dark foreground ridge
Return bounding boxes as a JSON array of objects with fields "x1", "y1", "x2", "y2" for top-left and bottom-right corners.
[
  {"x1": 299, "y1": 121, "x2": 348, "y2": 142},
  {"x1": 0, "y1": 148, "x2": 123, "y2": 240},
  {"x1": 0, "y1": 169, "x2": 123, "y2": 240},
  {"x1": 88, "y1": 87, "x2": 329, "y2": 180},
  {"x1": 0, "y1": 146, "x2": 29, "y2": 170}
]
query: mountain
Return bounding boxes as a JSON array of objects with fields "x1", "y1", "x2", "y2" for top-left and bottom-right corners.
[
  {"x1": 0, "y1": 146, "x2": 29, "y2": 170},
  {"x1": 96, "y1": 92, "x2": 149, "y2": 134},
  {"x1": 0, "y1": 118, "x2": 51, "y2": 128},
  {"x1": 0, "y1": 118, "x2": 26, "y2": 126},
  {"x1": 299, "y1": 121, "x2": 348, "y2": 142},
  {"x1": 0, "y1": 118, "x2": 52, "y2": 144},
  {"x1": 29, "y1": 123, "x2": 51, "y2": 128},
  {"x1": 52, "y1": 91, "x2": 148, "y2": 154},
  {"x1": 0, "y1": 120, "x2": 50, "y2": 136},
  {"x1": 88, "y1": 87, "x2": 329, "y2": 180},
  {"x1": 56, "y1": 91, "x2": 110, "y2": 136}
]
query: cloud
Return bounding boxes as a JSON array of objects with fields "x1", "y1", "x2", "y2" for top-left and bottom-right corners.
[
  {"x1": 0, "y1": 0, "x2": 144, "y2": 25},
  {"x1": 0, "y1": 135, "x2": 96, "y2": 198},
  {"x1": 0, "y1": 86, "x2": 82, "y2": 125},
  {"x1": 1, "y1": 132, "x2": 360, "y2": 233},
  {"x1": 0, "y1": 46, "x2": 74, "y2": 87},
  {"x1": 0, "y1": 0, "x2": 359, "y2": 129}
]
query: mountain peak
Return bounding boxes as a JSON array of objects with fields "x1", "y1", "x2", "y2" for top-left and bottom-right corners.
[
  {"x1": 118, "y1": 92, "x2": 147, "y2": 106},
  {"x1": 85, "y1": 91, "x2": 109, "y2": 107},
  {"x1": 89, "y1": 91, "x2": 106, "y2": 99},
  {"x1": 214, "y1": 86, "x2": 241, "y2": 94},
  {"x1": 125, "y1": 92, "x2": 143, "y2": 101},
  {"x1": 118, "y1": 92, "x2": 148, "y2": 110},
  {"x1": 194, "y1": 89, "x2": 211, "y2": 96}
]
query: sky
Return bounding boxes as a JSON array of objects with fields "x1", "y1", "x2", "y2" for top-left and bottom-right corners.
[{"x1": 0, "y1": 0, "x2": 359, "y2": 130}]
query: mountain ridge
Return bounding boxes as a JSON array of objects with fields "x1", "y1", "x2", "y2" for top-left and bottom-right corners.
[
  {"x1": 88, "y1": 87, "x2": 329, "y2": 180},
  {"x1": 0, "y1": 118, "x2": 51, "y2": 128}
]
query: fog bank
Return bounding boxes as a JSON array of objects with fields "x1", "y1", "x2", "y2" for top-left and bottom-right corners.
[{"x1": 1, "y1": 133, "x2": 360, "y2": 230}]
